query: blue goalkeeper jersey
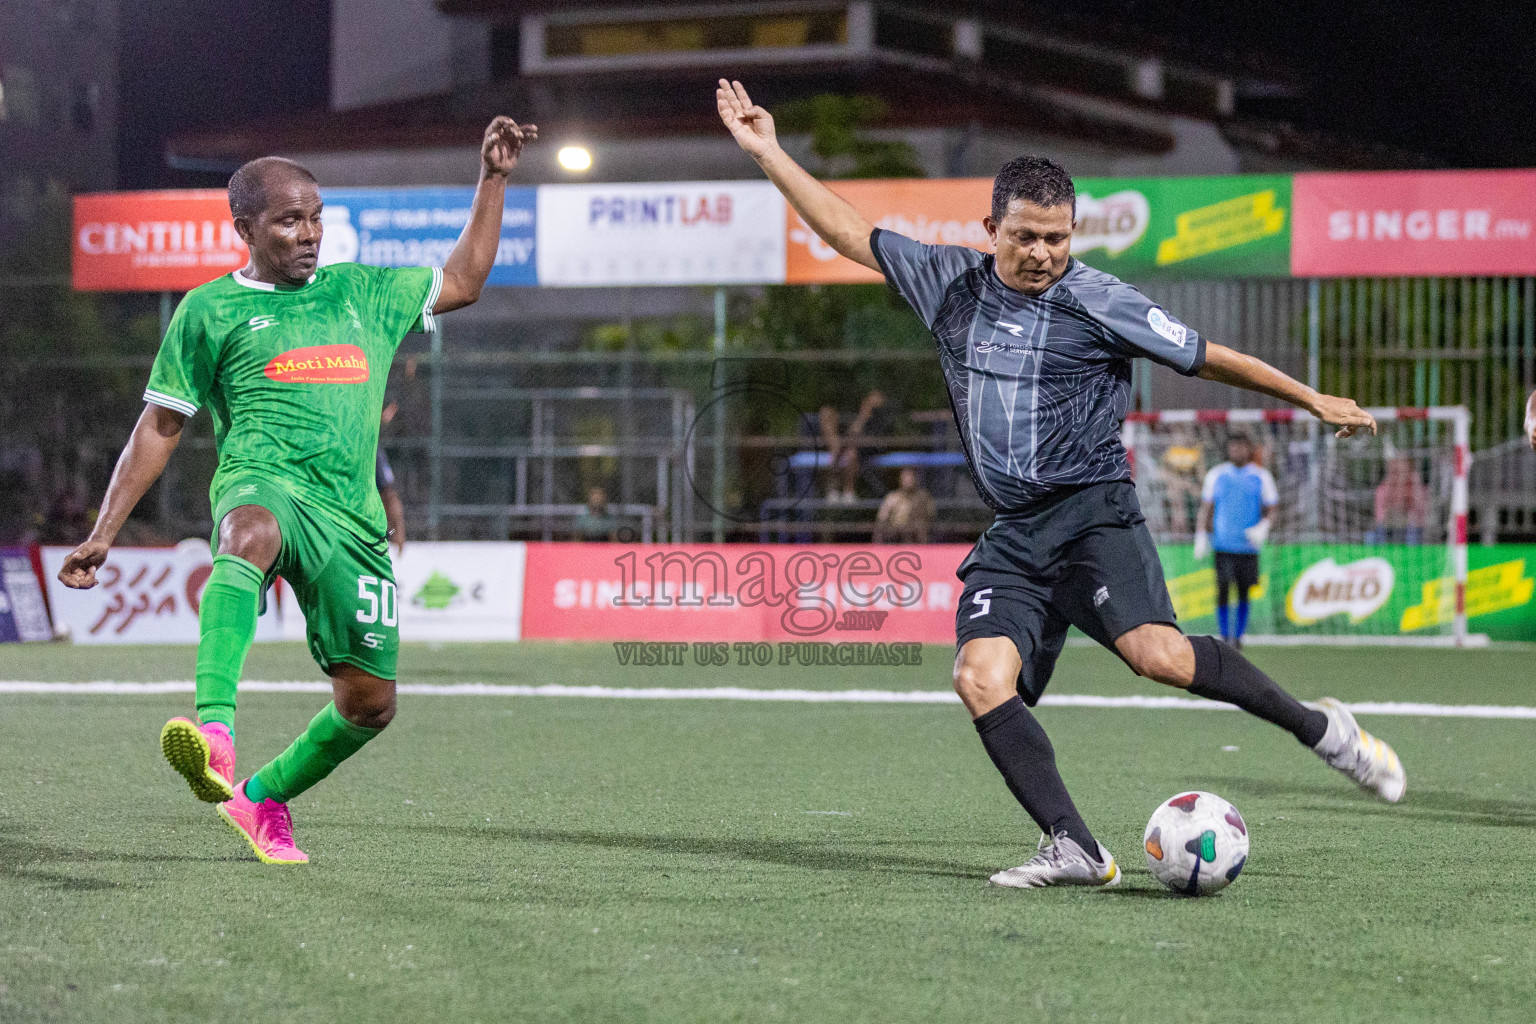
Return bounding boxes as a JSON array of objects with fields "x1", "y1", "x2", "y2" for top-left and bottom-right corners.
[{"x1": 1203, "y1": 461, "x2": 1279, "y2": 554}]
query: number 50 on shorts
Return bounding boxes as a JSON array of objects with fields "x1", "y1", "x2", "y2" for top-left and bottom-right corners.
[{"x1": 356, "y1": 575, "x2": 399, "y2": 626}]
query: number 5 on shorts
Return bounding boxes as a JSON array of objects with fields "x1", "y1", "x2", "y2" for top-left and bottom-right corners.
[{"x1": 356, "y1": 575, "x2": 399, "y2": 627}]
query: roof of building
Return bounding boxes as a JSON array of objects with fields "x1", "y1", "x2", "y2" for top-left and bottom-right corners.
[{"x1": 167, "y1": 3, "x2": 1432, "y2": 172}]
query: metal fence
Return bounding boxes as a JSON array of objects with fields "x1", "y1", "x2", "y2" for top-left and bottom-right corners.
[{"x1": 5, "y1": 276, "x2": 1536, "y2": 546}]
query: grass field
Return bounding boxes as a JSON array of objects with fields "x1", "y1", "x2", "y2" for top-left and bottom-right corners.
[{"x1": 4, "y1": 641, "x2": 1536, "y2": 1022}]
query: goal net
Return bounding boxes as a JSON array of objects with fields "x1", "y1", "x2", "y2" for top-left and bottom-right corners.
[{"x1": 1122, "y1": 407, "x2": 1471, "y2": 645}]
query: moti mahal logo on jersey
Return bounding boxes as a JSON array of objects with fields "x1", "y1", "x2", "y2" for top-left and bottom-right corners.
[{"x1": 263, "y1": 344, "x2": 370, "y2": 384}]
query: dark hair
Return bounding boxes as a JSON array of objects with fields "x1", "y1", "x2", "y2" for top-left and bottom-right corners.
[
  {"x1": 991, "y1": 156, "x2": 1075, "y2": 222},
  {"x1": 228, "y1": 156, "x2": 317, "y2": 221}
]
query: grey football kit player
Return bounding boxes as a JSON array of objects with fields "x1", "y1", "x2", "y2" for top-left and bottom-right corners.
[{"x1": 718, "y1": 78, "x2": 1406, "y2": 888}]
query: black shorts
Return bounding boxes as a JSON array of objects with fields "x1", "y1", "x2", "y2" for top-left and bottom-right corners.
[
  {"x1": 955, "y1": 481, "x2": 1178, "y2": 705},
  {"x1": 1214, "y1": 551, "x2": 1260, "y2": 597}
]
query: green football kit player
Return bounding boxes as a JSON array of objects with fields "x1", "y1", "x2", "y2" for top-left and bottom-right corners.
[{"x1": 58, "y1": 114, "x2": 537, "y2": 864}]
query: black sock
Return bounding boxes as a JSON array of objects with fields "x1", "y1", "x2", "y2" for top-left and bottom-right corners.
[
  {"x1": 1187, "y1": 634, "x2": 1328, "y2": 747},
  {"x1": 974, "y1": 696, "x2": 1097, "y2": 853}
]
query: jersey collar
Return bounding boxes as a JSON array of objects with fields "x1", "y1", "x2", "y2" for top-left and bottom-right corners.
[
  {"x1": 986, "y1": 256, "x2": 1077, "y2": 300},
  {"x1": 232, "y1": 269, "x2": 318, "y2": 292}
]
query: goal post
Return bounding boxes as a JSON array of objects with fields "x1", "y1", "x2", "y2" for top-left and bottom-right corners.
[{"x1": 1122, "y1": 406, "x2": 1473, "y2": 646}]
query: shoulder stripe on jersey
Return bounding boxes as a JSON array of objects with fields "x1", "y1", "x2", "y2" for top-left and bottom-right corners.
[
  {"x1": 143, "y1": 389, "x2": 198, "y2": 416},
  {"x1": 420, "y1": 266, "x2": 444, "y2": 333}
]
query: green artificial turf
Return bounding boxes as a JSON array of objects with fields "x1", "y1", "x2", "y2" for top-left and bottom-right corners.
[{"x1": 3, "y1": 642, "x2": 1536, "y2": 1022}]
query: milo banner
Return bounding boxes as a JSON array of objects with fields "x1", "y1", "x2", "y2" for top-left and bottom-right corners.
[
  {"x1": 1160, "y1": 544, "x2": 1536, "y2": 641},
  {"x1": 1071, "y1": 174, "x2": 1293, "y2": 280}
]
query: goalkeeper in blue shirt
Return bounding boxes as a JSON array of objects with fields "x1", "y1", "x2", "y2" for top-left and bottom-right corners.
[{"x1": 1195, "y1": 434, "x2": 1278, "y2": 648}]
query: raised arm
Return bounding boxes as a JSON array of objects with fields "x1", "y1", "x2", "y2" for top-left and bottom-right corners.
[
  {"x1": 1198, "y1": 342, "x2": 1377, "y2": 438},
  {"x1": 434, "y1": 115, "x2": 537, "y2": 314},
  {"x1": 716, "y1": 79, "x2": 879, "y2": 272},
  {"x1": 57, "y1": 403, "x2": 186, "y2": 589}
]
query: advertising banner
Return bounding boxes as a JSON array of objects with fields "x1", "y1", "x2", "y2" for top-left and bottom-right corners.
[
  {"x1": 1071, "y1": 174, "x2": 1292, "y2": 280},
  {"x1": 80, "y1": 171, "x2": 1536, "y2": 294},
  {"x1": 536, "y1": 181, "x2": 787, "y2": 286},
  {"x1": 0, "y1": 548, "x2": 53, "y2": 643},
  {"x1": 72, "y1": 190, "x2": 247, "y2": 292},
  {"x1": 392, "y1": 542, "x2": 527, "y2": 641},
  {"x1": 784, "y1": 178, "x2": 992, "y2": 285},
  {"x1": 784, "y1": 175, "x2": 1293, "y2": 284},
  {"x1": 1291, "y1": 170, "x2": 1536, "y2": 277},
  {"x1": 40, "y1": 542, "x2": 287, "y2": 645},
  {"x1": 520, "y1": 543, "x2": 970, "y2": 643},
  {"x1": 317, "y1": 187, "x2": 538, "y2": 286},
  {"x1": 1161, "y1": 543, "x2": 1536, "y2": 641}
]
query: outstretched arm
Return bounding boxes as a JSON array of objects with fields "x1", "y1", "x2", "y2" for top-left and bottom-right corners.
[
  {"x1": 1198, "y1": 343, "x2": 1377, "y2": 438},
  {"x1": 716, "y1": 79, "x2": 879, "y2": 272},
  {"x1": 434, "y1": 115, "x2": 538, "y2": 313},
  {"x1": 57, "y1": 403, "x2": 186, "y2": 589}
]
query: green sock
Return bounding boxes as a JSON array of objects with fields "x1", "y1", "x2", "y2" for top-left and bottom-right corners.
[
  {"x1": 250, "y1": 702, "x2": 381, "y2": 804},
  {"x1": 194, "y1": 554, "x2": 264, "y2": 737}
]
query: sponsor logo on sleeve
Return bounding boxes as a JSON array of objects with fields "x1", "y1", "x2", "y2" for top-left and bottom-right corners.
[
  {"x1": 263, "y1": 344, "x2": 370, "y2": 384},
  {"x1": 1147, "y1": 307, "x2": 1188, "y2": 347}
]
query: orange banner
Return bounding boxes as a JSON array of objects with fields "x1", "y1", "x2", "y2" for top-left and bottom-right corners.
[
  {"x1": 72, "y1": 190, "x2": 246, "y2": 292},
  {"x1": 785, "y1": 178, "x2": 993, "y2": 284}
]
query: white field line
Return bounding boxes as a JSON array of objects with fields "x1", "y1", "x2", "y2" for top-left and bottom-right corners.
[{"x1": 1, "y1": 681, "x2": 1535, "y2": 720}]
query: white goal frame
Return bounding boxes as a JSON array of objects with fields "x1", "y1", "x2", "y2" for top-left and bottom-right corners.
[{"x1": 1122, "y1": 406, "x2": 1472, "y2": 646}]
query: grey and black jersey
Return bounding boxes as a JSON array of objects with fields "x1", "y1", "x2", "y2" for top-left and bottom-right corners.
[{"x1": 871, "y1": 228, "x2": 1206, "y2": 513}]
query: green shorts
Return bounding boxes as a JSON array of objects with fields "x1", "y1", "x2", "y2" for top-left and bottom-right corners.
[{"x1": 213, "y1": 478, "x2": 398, "y2": 680}]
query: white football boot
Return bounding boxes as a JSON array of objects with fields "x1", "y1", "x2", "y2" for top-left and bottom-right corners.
[
  {"x1": 989, "y1": 832, "x2": 1121, "y2": 889},
  {"x1": 1312, "y1": 697, "x2": 1406, "y2": 803}
]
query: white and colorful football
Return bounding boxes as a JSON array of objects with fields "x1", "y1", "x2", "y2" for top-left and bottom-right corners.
[{"x1": 1142, "y1": 791, "x2": 1250, "y2": 896}]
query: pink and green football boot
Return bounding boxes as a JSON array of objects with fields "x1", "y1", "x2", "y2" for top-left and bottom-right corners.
[
  {"x1": 159, "y1": 718, "x2": 235, "y2": 803},
  {"x1": 218, "y1": 781, "x2": 309, "y2": 865}
]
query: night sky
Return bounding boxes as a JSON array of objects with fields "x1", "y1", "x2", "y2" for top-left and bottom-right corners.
[
  {"x1": 118, "y1": 1, "x2": 329, "y2": 189},
  {"x1": 118, "y1": 0, "x2": 1536, "y2": 189},
  {"x1": 1068, "y1": 0, "x2": 1536, "y2": 168}
]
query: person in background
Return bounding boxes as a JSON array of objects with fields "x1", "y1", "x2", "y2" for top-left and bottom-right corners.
[
  {"x1": 1368, "y1": 455, "x2": 1429, "y2": 544},
  {"x1": 377, "y1": 403, "x2": 406, "y2": 557},
  {"x1": 1158, "y1": 428, "x2": 1205, "y2": 534},
  {"x1": 875, "y1": 466, "x2": 937, "y2": 543},
  {"x1": 1195, "y1": 434, "x2": 1278, "y2": 649},
  {"x1": 572, "y1": 486, "x2": 619, "y2": 542},
  {"x1": 819, "y1": 389, "x2": 888, "y2": 504}
]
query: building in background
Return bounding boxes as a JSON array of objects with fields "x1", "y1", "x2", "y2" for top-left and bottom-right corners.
[
  {"x1": 176, "y1": 0, "x2": 1417, "y2": 190},
  {"x1": 164, "y1": 0, "x2": 1421, "y2": 344}
]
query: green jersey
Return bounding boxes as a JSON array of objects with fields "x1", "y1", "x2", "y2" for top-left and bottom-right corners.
[{"x1": 145, "y1": 264, "x2": 442, "y2": 539}]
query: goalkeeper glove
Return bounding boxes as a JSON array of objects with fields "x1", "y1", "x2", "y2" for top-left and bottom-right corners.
[
  {"x1": 1193, "y1": 531, "x2": 1210, "y2": 560},
  {"x1": 1244, "y1": 519, "x2": 1272, "y2": 549}
]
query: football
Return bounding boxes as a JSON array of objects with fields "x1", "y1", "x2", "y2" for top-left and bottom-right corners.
[{"x1": 1143, "y1": 791, "x2": 1250, "y2": 896}]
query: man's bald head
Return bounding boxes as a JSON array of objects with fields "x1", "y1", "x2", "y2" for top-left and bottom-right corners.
[{"x1": 228, "y1": 156, "x2": 317, "y2": 221}]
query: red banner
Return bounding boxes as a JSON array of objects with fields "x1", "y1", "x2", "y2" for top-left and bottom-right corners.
[
  {"x1": 72, "y1": 190, "x2": 245, "y2": 291},
  {"x1": 520, "y1": 543, "x2": 970, "y2": 643},
  {"x1": 1292, "y1": 171, "x2": 1536, "y2": 277}
]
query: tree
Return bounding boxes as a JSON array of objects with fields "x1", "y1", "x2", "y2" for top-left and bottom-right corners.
[{"x1": 771, "y1": 94, "x2": 927, "y2": 180}]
